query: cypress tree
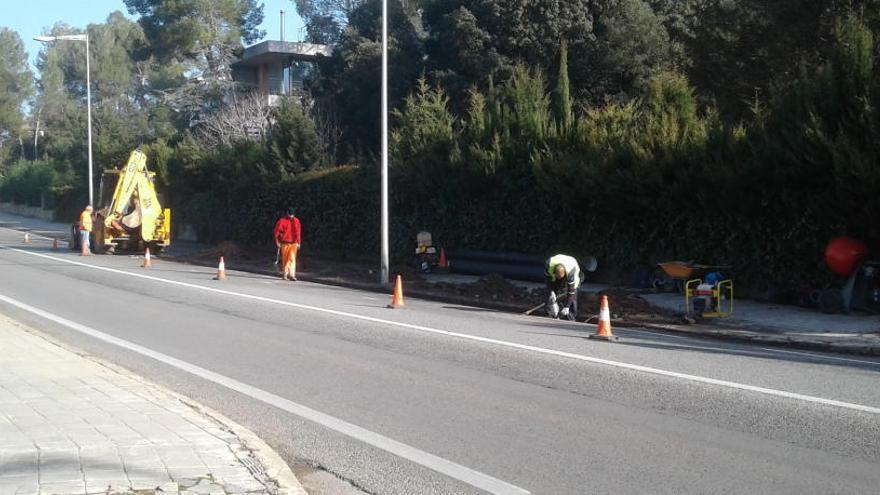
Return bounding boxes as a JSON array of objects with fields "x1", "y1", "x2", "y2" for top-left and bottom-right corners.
[{"x1": 553, "y1": 41, "x2": 573, "y2": 133}]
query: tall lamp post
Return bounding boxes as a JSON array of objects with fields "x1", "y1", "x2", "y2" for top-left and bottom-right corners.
[
  {"x1": 34, "y1": 34, "x2": 94, "y2": 207},
  {"x1": 380, "y1": 0, "x2": 390, "y2": 284}
]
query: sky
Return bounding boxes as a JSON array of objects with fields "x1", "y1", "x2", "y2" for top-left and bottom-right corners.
[{"x1": 1, "y1": 0, "x2": 306, "y2": 69}]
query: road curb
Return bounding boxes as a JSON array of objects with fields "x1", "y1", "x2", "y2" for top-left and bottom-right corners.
[
  {"x1": 94, "y1": 361, "x2": 308, "y2": 495},
  {"x1": 173, "y1": 396, "x2": 307, "y2": 495},
  {"x1": 634, "y1": 321, "x2": 880, "y2": 357}
]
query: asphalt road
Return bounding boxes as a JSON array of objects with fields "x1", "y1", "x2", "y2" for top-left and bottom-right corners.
[{"x1": 1, "y1": 226, "x2": 879, "y2": 494}]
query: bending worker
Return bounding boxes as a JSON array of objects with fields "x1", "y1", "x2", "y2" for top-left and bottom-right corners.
[
  {"x1": 274, "y1": 207, "x2": 302, "y2": 281},
  {"x1": 545, "y1": 254, "x2": 581, "y2": 320}
]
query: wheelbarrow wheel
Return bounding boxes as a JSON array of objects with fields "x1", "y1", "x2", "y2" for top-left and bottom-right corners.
[
  {"x1": 818, "y1": 289, "x2": 844, "y2": 314},
  {"x1": 674, "y1": 279, "x2": 686, "y2": 294}
]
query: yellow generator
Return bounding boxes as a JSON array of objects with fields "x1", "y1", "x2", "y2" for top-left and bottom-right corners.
[{"x1": 72, "y1": 150, "x2": 171, "y2": 254}]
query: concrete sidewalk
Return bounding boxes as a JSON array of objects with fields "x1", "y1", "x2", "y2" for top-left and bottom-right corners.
[
  {"x1": 0, "y1": 313, "x2": 304, "y2": 495},
  {"x1": 639, "y1": 292, "x2": 880, "y2": 355}
]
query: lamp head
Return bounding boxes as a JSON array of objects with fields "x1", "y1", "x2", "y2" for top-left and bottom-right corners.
[{"x1": 34, "y1": 34, "x2": 87, "y2": 43}]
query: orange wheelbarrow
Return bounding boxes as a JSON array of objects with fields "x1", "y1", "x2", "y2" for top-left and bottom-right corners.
[{"x1": 657, "y1": 261, "x2": 730, "y2": 293}]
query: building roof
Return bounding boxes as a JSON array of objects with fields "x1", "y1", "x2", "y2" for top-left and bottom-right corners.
[{"x1": 232, "y1": 40, "x2": 332, "y2": 68}]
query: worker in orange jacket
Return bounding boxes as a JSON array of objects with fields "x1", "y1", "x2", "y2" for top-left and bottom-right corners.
[
  {"x1": 78, "y1": 205, "x2": 94, "y2": 256},
  {"x1": 273, "y1": 207, "x2": 302, "y2": 281}
]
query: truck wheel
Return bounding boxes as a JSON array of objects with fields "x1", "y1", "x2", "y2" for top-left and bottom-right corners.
[
  {"x1": 92, "y1": 215, "x2": 106, "y2": 254},
  {"x1": 69, "y1": 225, "x2": 79, "y2": 251}
]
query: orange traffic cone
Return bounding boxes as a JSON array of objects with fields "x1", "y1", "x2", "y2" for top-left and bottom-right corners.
[
  {"x1": 438, "y1": 248, "x2": 449, "y2": 270},
  {"x1": 214, "y1": 256, "x2": 227, "y2": 280},
  {"x1": 23, "y1": 233, "x2": 30, "y2": 243},
  {"x1": 387, "y1": 275, "x2": 405, "y2": 309},
  {"x1": 52, "y1": 238, "x2": 58, "y2": 251},
  {"x1": 589, "y1": 295, "x2": 618, "y2": 342},
  {"x1": 143, "y1": 247, "x2": 153, "y2": 268}
]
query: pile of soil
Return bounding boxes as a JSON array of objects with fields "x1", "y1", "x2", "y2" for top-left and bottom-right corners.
[
  {"x1": 191, "y1": 241, "x2": 248, "y2": 262},
  {"x1": 301, "y1": 255, "x2": 423, "y2": 284},
  {"x1": 180, "y1": 244, "x2": 678, "y2": 323},
  {"x1": 580, "y1": 288, "x2": 679, "y2": 323},
  {"x1": 428, "y1": 273, "x2": 543, "y2": 306}
]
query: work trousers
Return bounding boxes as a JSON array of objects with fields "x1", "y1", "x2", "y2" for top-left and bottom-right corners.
[
  {"x1": 79, "y1": 230, "x2": 91, "y2": 254},
  {"x1": 280, "y1": 243, "x2": 299, "y2": 278}
]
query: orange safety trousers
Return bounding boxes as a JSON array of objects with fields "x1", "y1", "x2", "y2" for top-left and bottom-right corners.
[{"x1": 280, "y1": 243, "x2": 298, "y2": 277}]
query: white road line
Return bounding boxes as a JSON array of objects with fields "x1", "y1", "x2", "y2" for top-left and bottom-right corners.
[
  {"x1": 0, "y1": 293, "x2": 530, "y2": 495},
  {"x1": 4, "y1": 246, "x2": 880, "y2": 416}
]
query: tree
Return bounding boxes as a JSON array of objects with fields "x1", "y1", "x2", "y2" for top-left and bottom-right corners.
[
  {"x1": 583, "y1": 0, "x2": 681, "y2": 102},
  {"x1": 0, "y1": 28, "x2": 33, "y2": 162},
  {"x1": 125, "y1": 0, "x2": 265, "y2": 63},
  {"x1": 268, "y1": 99, "x2": 325, "y2": 174},
  {"x1": 682, "y1": 0, "x2": 880, "y2": 119},
  {"x1": 88, "y1": 11, "x2": 150, "y2": 103},
  {"x1": 391, "y1": 79, "x2": 459, "y2": 188},
  {"x1": 553, "y1": 42, "x2": 573, "y2": 132},
  {"x1": 423, "y1": 0, "x2": 594, "y2": 95},
  {"x1": 124, "y1": 0, "x2": 266, "y2": 118},
  {"x1": 195, "y1": 92, "x2": 274, "y2": 148},
  {"x1": 307, "y1": 0, "x2": 425, "y2": 159},
  {"x1": 294, "y1": 0, "x2": 366, "y2": 44},
  {"x1": 422, "y1": 6, "x2": 503, "y2": 100},
  {"x1": 32, "y1": 14, "x2": 175, "y2": 189},
  {"x1": 33, "y1": 23, "x2": 90, "y2": 168}
]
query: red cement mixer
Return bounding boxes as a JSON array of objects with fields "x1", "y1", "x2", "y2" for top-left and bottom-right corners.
[
  {"x1": 820, "y1": 237, "x2": 880, "y2": 312},
  {"x1": 825, "y1": 237, "x2": 868, "y2": 278}
]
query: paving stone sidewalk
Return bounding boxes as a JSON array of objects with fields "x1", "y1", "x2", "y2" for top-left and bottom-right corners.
[{"x1": 0, "y1": 314, "x2": 304, "y2": 495}]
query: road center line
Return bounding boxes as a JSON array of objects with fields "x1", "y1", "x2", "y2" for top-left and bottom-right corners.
[
  {"x1": 0, "y1": 293, "x2": 530, "y2": 495},
  {"x1": 4, "y1": 245, "x2": 880, "y2": 416}
]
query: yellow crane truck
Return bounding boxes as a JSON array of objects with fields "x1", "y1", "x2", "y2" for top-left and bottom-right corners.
[{"x1": 71, "y1": 150, "x2": 171, "y2": 254}]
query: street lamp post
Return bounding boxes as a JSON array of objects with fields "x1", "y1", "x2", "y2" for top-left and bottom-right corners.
[
  {"x1": 34, "y1": 34, "x2": 94, "y2": 207},
  {"x1": 380, "y1": 0, "x2": 390, "y2": 285}
]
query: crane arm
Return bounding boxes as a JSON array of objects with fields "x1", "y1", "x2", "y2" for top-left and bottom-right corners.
[{"x1": 105, "y1": 150, "x2": 148, "y2": 227}]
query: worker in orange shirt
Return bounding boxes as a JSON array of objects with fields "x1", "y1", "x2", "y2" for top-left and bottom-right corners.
[
  {"x1": 78, "y1": 205, "x2": 93, "y2": 256},
  {"x1": 273, "y1": 207, "x2": 302, "y2": 281}
]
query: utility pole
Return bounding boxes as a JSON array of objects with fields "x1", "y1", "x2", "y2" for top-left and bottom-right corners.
[
  {"x1": 85, "y1": 34, "x2": 94, "y2": 207},
  {"x1": 380, "y1": 0, "x2": 390, "y2": 285}
]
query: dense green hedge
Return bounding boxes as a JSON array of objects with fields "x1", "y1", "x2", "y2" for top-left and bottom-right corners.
[
  {"x1": 162, "y1": 16, "x2": 880, "y2": 294},
  {"x1": 0, "y1": 160, "x2": 74, "y2": 210}
]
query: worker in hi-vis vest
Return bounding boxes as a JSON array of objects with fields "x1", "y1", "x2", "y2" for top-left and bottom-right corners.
[
  {"x1": 545, "y1": 254, "x2": 582, "y2": 320},
  {"x1": 78, "y1": 205, "x2": 93, "y2": 256}
]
